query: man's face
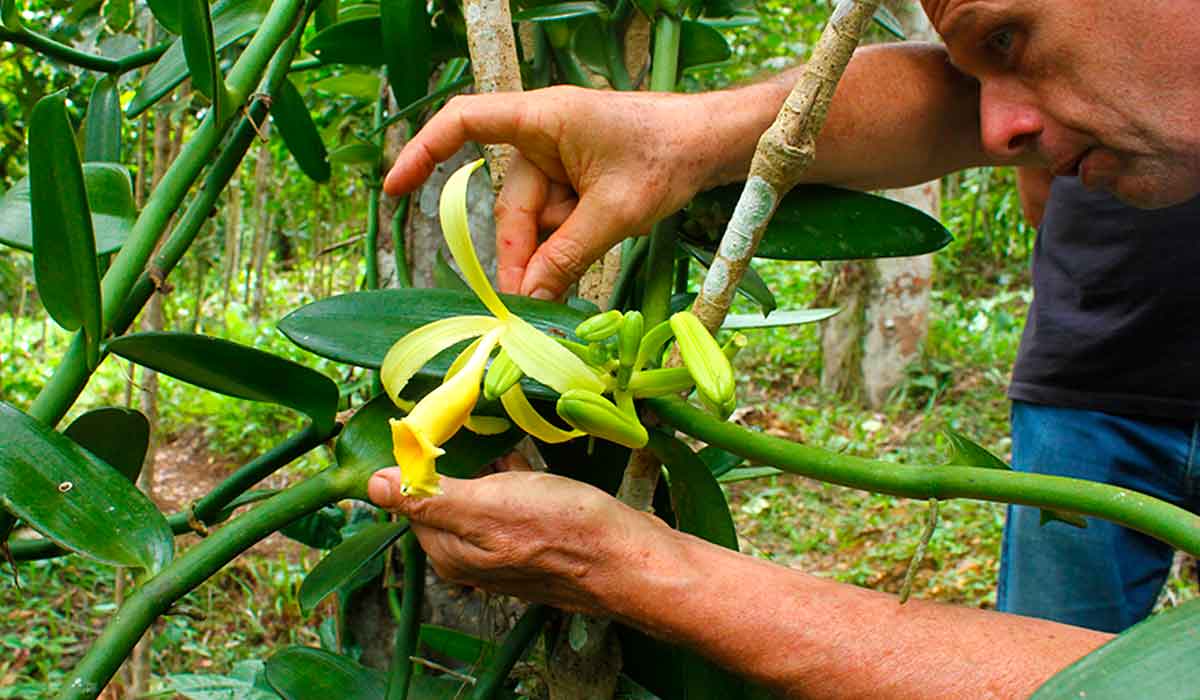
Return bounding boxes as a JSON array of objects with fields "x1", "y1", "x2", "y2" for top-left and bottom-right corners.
[{"x1": 922, "y1": 0, "x2": 1200, "y2": 208}]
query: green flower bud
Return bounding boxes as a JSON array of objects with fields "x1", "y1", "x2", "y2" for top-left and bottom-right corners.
[
  {"x1": 670, "y1": 311, "x2": 735, "y2": 409},
  {"x1": 575, "y1": 310, "x2": 624, "y2": 342},
  {"x1": 483, "y1": 348, "x2": 523, "y2": 401},
  {"x1": 555, "y1": 389, "x2": 649, "y2": 448},
  {"x1": 617, "y1": 310, "x2": 644, "y2": 389},
  {"x1": 627, "y1": 367, "x2": 694, "y2": 398},
  {"x1": 634, "y1": 320, "x2": 675, "y2": 371}
]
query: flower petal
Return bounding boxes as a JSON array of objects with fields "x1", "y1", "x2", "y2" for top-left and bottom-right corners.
[
  {"x1": 405, "y1": 328, "x2": 501, "y2": 446},
  {"x1": 390, "y1": 417, "x2": 444, "y2": 498},
  {"x1": 380, "y1": 315, "x2": 500, "y2": 405},
  {"x1": 441, "y1": 159, "x2": 510, "y2": 320},
  {"x1": 445, "y1": 336, "x2": 485, "y2": 380},
  {"x1": 500, "y1": 383, "x2": 585, "y2": 444},
  {"x1": 501, "y1": 315, "x2": 608, "y2": 395},
  {"x1": 464, "y1": 415, "x2": 512, "y2": 435}
]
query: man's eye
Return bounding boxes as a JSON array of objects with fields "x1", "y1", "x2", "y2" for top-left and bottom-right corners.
[{"x1": 985, "y1": 28, "x2": 1015, "y2": 55}]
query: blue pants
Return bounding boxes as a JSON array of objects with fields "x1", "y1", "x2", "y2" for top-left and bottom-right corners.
[{"x1": 996, "y1": 401, "x2": 1200, "y2": 633}]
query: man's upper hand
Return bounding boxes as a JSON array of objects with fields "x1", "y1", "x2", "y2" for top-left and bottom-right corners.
[{"x1": 383, "y1": 86, "x2": 740, "y2": 299}]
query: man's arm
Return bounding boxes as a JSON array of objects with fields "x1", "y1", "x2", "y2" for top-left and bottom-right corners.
[
  {"x1": 368, "y1": 470, "x2": 1110, "y2": 700},
  {"x1": 384, "y1": 43, "x2": 991, "y2": 300}
]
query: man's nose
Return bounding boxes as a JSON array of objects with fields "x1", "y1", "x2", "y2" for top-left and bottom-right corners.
[{"x1": 978, "y1": 79, "x2": 1042, "y2": 161}]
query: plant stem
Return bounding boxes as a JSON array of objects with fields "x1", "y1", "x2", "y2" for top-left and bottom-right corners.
[
  {"x1": 0, "y1": 26, "x2": 166, "y2": 73},
  {"x1": 386, "y1": 531, "x2": 426, "y2": 700},
  {"x1": 640, "y1": 214, "x2": 679, "y2": 329},
  {"x1": 607, "y1": 236, "x2": 649, "y2": 311},
  {"x1": 28, "y1": 0, "x2": 306, "y2": 428},
  {"x1": 649, "y1": 397, "x2": 1200, "y2": 556},
  {"x1": 648, "y1": 13, "x2": 680, "y2": 93},
  {"x1": 391, "y1": 195, "x2": 412, "y2": 288},
  {"x1": 471, "y1": 604, "x2": 550, "y2": 700},
  {"x1": 58, "y1": 469, "x2": 357, "y2": 700}
]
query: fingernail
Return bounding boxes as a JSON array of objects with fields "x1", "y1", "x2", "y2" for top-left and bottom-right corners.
[
  {"x1": 530, "y1": 287, "x2": 555, "y2": 301},
  {"x1": 368, "y1": 474, "x2": 395, "y2": 506}
]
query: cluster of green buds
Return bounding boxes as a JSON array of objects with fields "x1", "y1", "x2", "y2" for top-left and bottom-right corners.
[{"x1": 378, "y1": 160, "x2": 743, "y2": 498}]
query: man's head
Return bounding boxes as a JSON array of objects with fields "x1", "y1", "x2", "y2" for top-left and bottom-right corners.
[{"x1": 922, "y1": 0, "x2": 1200, "y2": 208}]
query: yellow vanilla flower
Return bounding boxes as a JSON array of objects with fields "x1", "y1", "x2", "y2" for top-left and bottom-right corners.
[
  {"x1": 382, "y1": 159, "x2": 606, "y2": 478},
  {"x1": 389, "y1": 328, "x2": 501, "y2": 497}
]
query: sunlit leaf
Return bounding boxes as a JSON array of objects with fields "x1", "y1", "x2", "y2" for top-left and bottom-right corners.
[
  {"x1": 298, "y1": 519, "x2": 408, "y2": 614},
  {"x1": 512, "y1": 1, "x2": 609, "y2": 22},
  {"x1": 0, "y1": 162, "x2": 136, "y2": 256},
  {"x1": 721, "y1": 308, "x2": 840, "y2": 330},
  {"x1": 312, "y1": 72, "x2": 381, "y2": 100},
  {"x1": 0, "y1": 401, "x2": 173, "y2": 573},
  {"x1": 266, "y1": 647, "x2": 386, "y2": 699},
  {"x1": 108, "y1": 332, "x2": 340, "y2": 438},
  {"x1": 327, "y1": 141, "x2": 381, "y2": 167},
  {"x1": 29, "y1": 91, "x2": 103, "y2": 369}
]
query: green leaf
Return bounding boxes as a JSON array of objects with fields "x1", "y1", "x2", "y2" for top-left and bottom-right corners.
[
  {"x1": 127, "y1": 0, "x2": 270, "y2": 117},
  {"x1": 298, "y1": 519, "x2": 408, "y2": 614},
  {"x1": 0, "y1": 401, "x2": 173, "y2": 573},
  {"x1": 327, "y1": 141, "x2": 381, "y2": 168},
  {"x1": 419, "y1": 624, "x2": 497, "y2": 666},
  {"x1": 683, "y1": 243, "x2": 776, "y2": 316},
  {"x1": 102, "y1": 0, "x2": 134, "y2": 32},
  {"x1": 872, "y1": 5, "x2": 906, "y2": 40},
  {"x1": 943, "y1": 429, "x2": 1087, "y2": 529},
  {"x1": 84, "y1": 76, "x2": 121, "y2": 162},
  {"x1": 648, "y1": 430, "x2": 738, "y2": 551},
  {"x1": 333, "y1": 392, "x2": 521, "y2": 480},
  {"x1": 721, "y1": 308, "x2": 840, "y2": 330},
  {"x1": 272, "y1": 78, "x2": 331, "y2": 183},
  {"x1": 108, "y1": 332, "x2": 340, "y2": 438},
  {"x1": 717, "y1": 466, "x2": 782, "y2": 483},
  {"x1": 179, "y1": 0, "x2": 228, "y2": 122},
  {"x1": 381, "y1": 0, "x2": 432, "y2": 107},
  {"x1": 279, "y1": 288, "x2": 589, "y2": 395},
  {"x1": 684, "y1": 184, "x2": 953, "y2": 261},
  {"x1": 678, "y1": 20, "x2": 731, "y2": 72},
  {"x1": 147, "y1": 0, "x2": 182, "y2": 33},
  {"x1": 312, "y1": 72, "x2": 381, "y2": 100},
  {"x1": 697, "y1": 445, "x2": 743, "y2": 478},
  {"x1": 64, "y1": 407, "x2": 149, "y2": 484},
  {"x1": 167, "y1": 672, "x2": 280, "y2": 700},
  {"x1": 265, "y1": 647, "x2": 386, "y2": 699},
  {"x1": 512, "y1": 1, "x2": 609, "y2": 22},
  {"x1": 306, "y1": 16, "x2": 385, "y2": 66},
  {"x1": 281, "y1": 504, "x2": 346, "y2": 550},
  {"x1": 1032, "y1": 598, "x2": 1200, "y2": 699},
  {"x1": 314, "y1": 0, "x2": 338, "y2": 31},
  {"x1": 1, "y1": 0, "x2": 22, "y2": 30},
  {"x1": 0, "y1": 162, "x2": 137, "y2": 256},
  {"x1": 432, "y1": 249, "x2": 470, "y2": 293},
  {"x1": 619, "y1": 626, "x2": 752, "y2": 700},
  {"x1": 29, "y1": 91, "x2": 103, "y2": 370}
]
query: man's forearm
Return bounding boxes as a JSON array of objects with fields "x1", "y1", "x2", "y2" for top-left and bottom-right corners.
[
  {"x1": 697, "y1": 43, "x2": 990, "y2": 192},
  {"x1": 595, "y1": 524, "x2": 1110, "y2": 700}
]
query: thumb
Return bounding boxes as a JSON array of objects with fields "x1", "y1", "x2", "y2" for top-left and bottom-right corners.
[{"x1": 519, "y1": 195, "x2": 633, "y2": 301}]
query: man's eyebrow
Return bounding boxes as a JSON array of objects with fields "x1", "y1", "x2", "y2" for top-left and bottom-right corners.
[{"x1": 939, "y1": 6, "x2": 978, "y2": 44}]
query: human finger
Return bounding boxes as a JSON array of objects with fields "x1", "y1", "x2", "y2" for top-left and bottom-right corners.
[
  {"x1": 367, "y1": 470, "x2": 483, "y2": 534},
  {"x1": 518, "y1": 194, "x2": 636, "y2": 300},
  {"x1": 494, "y1": 154, "x2": 548, "y2": 294},
  {"x1": 538, "y1": 183, "x2": 577, "y2": 231}
]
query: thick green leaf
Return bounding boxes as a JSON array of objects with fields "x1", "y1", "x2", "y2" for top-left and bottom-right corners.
[
  {"x1": 1033, "y1": 598, "x2": 1200, "y2": 699},
  {"x1": 1, "y1": 0, "x2": 21, "y2": 30},
  {"x1": 312, "y1": 72, "x2": 381, "y2": 100},
  {"x1": 266, "y1": 647, "x2": 386, "y2": 699},
  {"x1": 167, "y1": 671, "x2": 280, "y2": 700},
  {"x1": 721, "y1": 308, "x2": 840, "y2": 330},
  {"x1": 512, "y1": 1, "x2": 608, "y2": 22},
  {"x1": 648, "y1": 430, "x2": 737, "y2": 550},
  {"x1": 943, "y1": 429, "x2": 1086, "y2": 528},
  {"x1": 432, "y1": 249, "x2": 470, "y2": 293},
  {"x1": 570, "y1": 16, "x2": 612, "y2": 80},
  {"x1": 327, "y1": 141, "x2": 381, "y2": 167},
  {"x1": 179, "y1": 0, "x2": 227, "y2": 122},
  {"x1": 281, "y1": 504, "x2": 346, "y2": 549},
  {"x1": 102, "y1": 0, "x2": 134, "y2": 32},
  {"x1": 697, "y1": 445, "x2": 743, "y2": 478},
  {"x1": 64, "y1": 407, "x2": 150, "y2": 484},
  {"x1": 683, "y1": 243, "x2": 776, "y2": 315},
  {"x1": 419, "y1": 624, "x2": 497, "y2": 666},
  {"x1": 678, "y1": 20, "x2": 731, "y2": 72},
  {"x1": 333, "y1": 392, "x2": 521, "y2": 480},
  {"x1": 684, "y1": 184, "x2": 953, "y2": 261},
  {"x1": 108, "y1": 332, "x2": 339, "y2": 437},
  {"x1": 29, "y1": 91, "x2": 102, "y2": 369},
  {"x1": 314, "y1": 0, "x2": 338, "y2": 30},
  {"x1": 298, "y1": 519, "x2": 408, "y2": 614},
  {"x1": 717, "y1": 466, "x2": 783, "y2": 483},
  {"x1": 84, "y1": 76, "x2": 121, "y2": 162},
  {"x1": 381, "y1": 0, "x2": 432, "y2": 108},
  {"x1": 0, "y1": 401, "x2": 173, "y2": 573},
  {"x1": 306, "y1": 16, "x2": 384, "y2": 66},
  {"x1": 872, "y1": 4, "x2": 906, "y2": 39},
  {"x1": 272, "y1": 78, "x2": 331, "y2": 183},
  {"x1": 127, "y1": 0, "x2": 270, "y2": 117},
  {"x1": 0, "y1": 162, "x2": 136, "y2": 256},
  {"x1": 279, "y1": 288, "x2": 589, "y2": 389},
  {"x1": 147, "y1": 0, "x2": 182, "y2": 33}
]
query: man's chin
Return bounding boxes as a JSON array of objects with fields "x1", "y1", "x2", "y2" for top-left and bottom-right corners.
[{"x1": 1104, "y1": 174, "x2": 1200, "y2": 210}]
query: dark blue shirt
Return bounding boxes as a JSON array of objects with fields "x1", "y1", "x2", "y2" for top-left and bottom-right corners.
[{"x1": 1008, "y1": 177, "x2": 1200, "y2": 419}]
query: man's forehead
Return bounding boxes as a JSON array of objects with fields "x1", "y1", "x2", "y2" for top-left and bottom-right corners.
[{"x1": 918, "y1": 0, "x2": 1006, "y2": 40}]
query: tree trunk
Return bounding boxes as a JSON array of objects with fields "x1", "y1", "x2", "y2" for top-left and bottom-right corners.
[
  {"x1": 248, "y1": 123, "x2": 273, "y2": 318},
  {"x1": 820, "y1": 0, "x2": 937, "y2": 408},
  {"x1": 222, "y1": 173, "x2": 242, "y2": 311}
]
